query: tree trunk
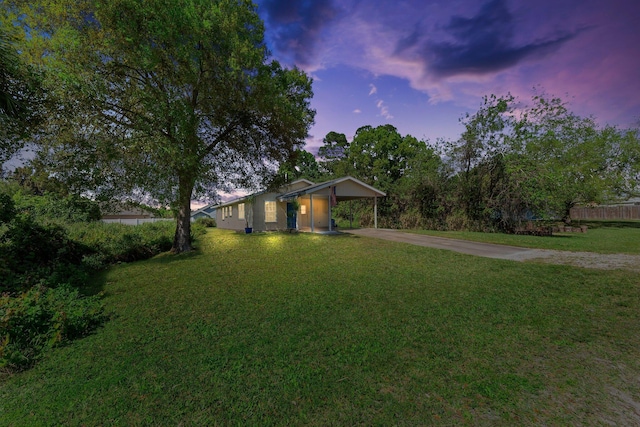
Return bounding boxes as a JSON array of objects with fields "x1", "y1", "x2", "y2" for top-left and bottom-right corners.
[
  {"x1": 172, "y1": 173, "x2": 195, "y2": 253},
  {"x1": 562, "y1": 201, "x2": 574, "y2": 225}
]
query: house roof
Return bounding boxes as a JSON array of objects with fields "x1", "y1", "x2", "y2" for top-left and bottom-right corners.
[
  {"x1": 190, "y1": 204, "x2": 217, "y2": 217},
  {"x1": 278, "y1": 176, "x2": 386, "y2": 200},
  {"x1": 213, "y1": 179, "x2": 316, "y2": 208}
]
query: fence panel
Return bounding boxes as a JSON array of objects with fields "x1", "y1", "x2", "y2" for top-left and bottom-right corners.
[
  {"x1": 570, "y1": 206, "x2": 640, "y2": 220},
  {"x1": 101, "y1": 218, "x2": 174, "y2": 225}
]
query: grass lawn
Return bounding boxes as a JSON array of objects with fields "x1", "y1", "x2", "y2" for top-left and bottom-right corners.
[
  {"x1": 405, "y1": 220, "x2": 640, "y2": 254},
  {"x1": 2, "y1": 228, "x2": 639, "y2": 425}
]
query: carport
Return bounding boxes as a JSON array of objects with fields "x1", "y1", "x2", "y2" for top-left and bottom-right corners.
[{"x1": 278, "y1": 176, "x2": 386, "y2": 233}]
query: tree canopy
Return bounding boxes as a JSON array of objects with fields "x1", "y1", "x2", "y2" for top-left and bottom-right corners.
[
  {"x1": 6, "y1": 0, "x2": 315, "y2": 252},
  {"x1": 0, "y1": 23, "x2": 43, "y2": 173},
  {"x1": 317, "y1": 95, "x2": 639, "y2": 231}
]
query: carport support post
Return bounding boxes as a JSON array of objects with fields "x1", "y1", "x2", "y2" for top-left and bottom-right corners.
[
  {"x1": 310, "y1": 194, "x2": 314, "y2": 233},
  {"x1": 374, "y1": 196, "x2": 378, "y2": 229}
]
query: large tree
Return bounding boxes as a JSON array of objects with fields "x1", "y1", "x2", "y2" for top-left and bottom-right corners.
[
  {"x1": 7, "y1": 0, "x2": 314, "y2": 252},
  {"x1": 449, "y1": 93, "x2": 640, "y2": 227},
  {"x1": 0, "y1": 23, "x2": 42, "y2": 173}
]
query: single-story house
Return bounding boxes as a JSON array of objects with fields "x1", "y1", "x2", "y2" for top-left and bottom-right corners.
[
  {"x1": 214, "y1": 176, "x2": 386, "y2": 233},
  {"x1": 191, "y1": 204, "x2": 217, "y2": 222},
  {"x1": 101, "y1": 203, "x2": 171, "y2": 225}
]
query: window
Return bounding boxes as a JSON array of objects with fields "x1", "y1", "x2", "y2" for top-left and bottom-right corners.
[
  {"x1": 265, "y1": 201, "x2": 276, "y2": 222},
  {"x1": 238, "y1": 203, "x2": 245, "y2": 220},
  {"x1": 228, "y1": 206, "x2": 233, "y2": 218},
  {"x1": 300, "y1": 205, "x2": 306, "y2": 215}
]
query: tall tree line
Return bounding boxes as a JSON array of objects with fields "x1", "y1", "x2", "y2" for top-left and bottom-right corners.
[{"x1": 303, "y1": 94, "x2": 639, "y2": 231}]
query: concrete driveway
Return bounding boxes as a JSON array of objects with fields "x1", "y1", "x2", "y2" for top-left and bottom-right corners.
[{"x1": 344, "y1": 228, "x2": 640, "y2": 271}]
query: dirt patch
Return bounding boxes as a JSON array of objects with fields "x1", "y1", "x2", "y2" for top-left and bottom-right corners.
[{"x1": 504, "y1": 250, "x2": 640, "y2": 272}]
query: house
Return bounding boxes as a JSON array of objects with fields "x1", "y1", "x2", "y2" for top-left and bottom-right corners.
[
  {"x1": 101, "y1": 203, "x2": 168, "y2": 225},
  {"x1": 214, "y1": 176, "x2": 386, "y2": 233},
  {"x1": 191, "y1": 204, "x2": 217, "y2": 222}
]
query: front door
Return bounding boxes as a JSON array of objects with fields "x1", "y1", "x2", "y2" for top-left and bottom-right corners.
[{"x1": 286, "y1": 203, "x2": 297, "y2": 229}]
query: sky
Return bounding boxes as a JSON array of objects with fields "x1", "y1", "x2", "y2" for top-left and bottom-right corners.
[{"x1": 253, "y1": 0, "x2": 640, "y2": 154}]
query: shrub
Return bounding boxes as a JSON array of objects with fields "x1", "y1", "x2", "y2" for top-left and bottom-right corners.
[
  {"x1": 0, "y1": 193, "x2": 16, "y2": 224},
  {"x1": 0, "y1": 215, "x2": 90, "y2": 294},
  {"x1": 195, "y1": 217, "x2": 216, "y2": 227},
  {"x1": 0, "y1": 284, "x2": 107, "y2": 372},
  {"x1": 399, "y1": 210, "x2": 423, "y2": 229},
  {"x1": 66, "y1": 221, "x2": 175, "y2": 266}
]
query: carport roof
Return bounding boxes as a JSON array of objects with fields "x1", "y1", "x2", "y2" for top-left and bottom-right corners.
[{"x1": 278, "y1": 176, "x2": 386, "y2": 201}]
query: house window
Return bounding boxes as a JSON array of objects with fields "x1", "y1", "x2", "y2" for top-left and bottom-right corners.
[
  {"x1": 265, "y1": 201, "x2": 276, "y2": 222},
  {"x1": 238, "y1": 203, "x2": 245, "y2": 220},
  {"x1": 300, "y1": 205, "x2": 306, "y2": 215},
  {"x1": 228, "y1": 206, "x2": 233, "y2": 218}
]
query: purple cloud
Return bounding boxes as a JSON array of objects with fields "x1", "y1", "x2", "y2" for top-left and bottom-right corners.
[
  {"x1": 423, "y1": 0, "x2": 585, "y2": 77},
  {"x1": 259, "y1": 0, "x2": 338, "y2": 67}
]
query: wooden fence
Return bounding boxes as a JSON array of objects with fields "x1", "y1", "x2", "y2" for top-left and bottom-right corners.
[
  {"x1": 570, "y1": 205, "x2": 640, "y2": 220},
  {"x1": 101, "y1": 218, "x2": 173, "y2": 226}
]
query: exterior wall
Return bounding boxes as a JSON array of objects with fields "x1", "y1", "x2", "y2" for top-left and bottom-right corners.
[
  {"x1": 216, "y1": 202, "x2": 248, "y2": 230},
  {"x1": 298, "y1": 195, "x2": 329, "y2": 229},
  {"x1": 251, "y1": 193, "x2": 287, "y2": 231}
]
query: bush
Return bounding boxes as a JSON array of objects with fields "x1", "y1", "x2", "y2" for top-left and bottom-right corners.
[
  {"x1": 0, "y1": 190, "x2": 177, "y2": 373},
  {"x1": 195, "y1": 217, "x2": 216, "y2": 227},
  {"x1": 398, "y1": 210, "x2": 423, "y2": 229},
  {"x1": 66, "y1": 221, "x2": 175, "y2": 266},
  {"x1": 0, "y1": 215, "x2": 90, "y2": 294},
  {"x1": 0, "y1": 284, "x2": 107, "y2": 372}
]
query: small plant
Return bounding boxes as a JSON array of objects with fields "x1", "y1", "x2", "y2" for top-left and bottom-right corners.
[{"x1": 0, "y1": 284, "x2": 107, "y2": 372}]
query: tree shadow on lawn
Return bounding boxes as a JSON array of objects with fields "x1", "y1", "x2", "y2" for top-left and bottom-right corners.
[{"x1": 82, "y1": 249, "x2": 203, "y2": 297}]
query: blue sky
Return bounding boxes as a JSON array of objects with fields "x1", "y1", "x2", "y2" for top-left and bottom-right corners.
[{"x1": 254, "y1": 0, "x2": 640, "y2": 153}]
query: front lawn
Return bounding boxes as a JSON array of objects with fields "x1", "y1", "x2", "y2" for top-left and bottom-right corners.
[
  {"x1": 2, "y1": 229, "x2": 639, "y2": 425},
  {"x1": 406, "y1": 221, "x2": 640, "y2": 254}
]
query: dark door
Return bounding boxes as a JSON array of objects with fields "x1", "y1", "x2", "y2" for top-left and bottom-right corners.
[{"x1": 286, "y1": 203, "x2": 297, "y2": 229}]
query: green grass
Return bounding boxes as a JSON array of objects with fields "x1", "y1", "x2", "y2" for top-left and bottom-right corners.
[
  {"x1": 2, "y1": 229, "x2": 640, "y2": 425},
  {"x1": 405, "y1": 220, "x2": 640, "y2": 254}
]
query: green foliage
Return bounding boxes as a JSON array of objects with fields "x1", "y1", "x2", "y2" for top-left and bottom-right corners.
[
  {"x1": 0, "y1": 24, "x2": 44, "y2": 172},
  {"x1": 12, "y1": 191, "x2": 101, "y2": 223},
  {"x1": 0, "y1": 215, "x2": 89, "y2": 293},
  {"x1": 318, "y1": 92, "x2": 639, "y2": 233},
  {"x1": 10, "y1": 0, "x2": 315, "y2": 252},
  {"x1": 0, "y1": 284, "x2": 107, "y2": 372},
  {"x1": 446, "y1": 93, "x2": 640, "y2": 229},
  {"x1": 0, "y1": 188, "x2": 176, "y2": 372},
  {"x1": 66, "y1": 221, "x2": 175, "y2": 266},
  {"x1": 276, "y1": 149, "x2": 321, "y2": 183},
  {"x1": 320, "y1": 125, "x2": 445, "y2": 228},
  {"x1": 1, "y1": 229, "x2": 639, "y2": 424},
  {"x1": 194, "y1": 217, "x2": 217, "y2": 228},
  {"x1": 0, "y1": 192, "x2": 15, "y2": 224}
]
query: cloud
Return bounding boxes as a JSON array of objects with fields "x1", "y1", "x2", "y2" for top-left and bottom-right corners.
[
  {"x1": 368, "y1": 84, "x2": 377, "y2": 96},
  {"x1": 376, "y1": 100, "x2": 393, "y2": 120},
  {"x1": 353, "y1": 109, "x2": 362, "y2": 114},
  {"x1": 259, "y1": 0, "x2": 339, "y2": 68},
  {"x1": 424, "y1": 0, "x2": 584, "y2": 77}
]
